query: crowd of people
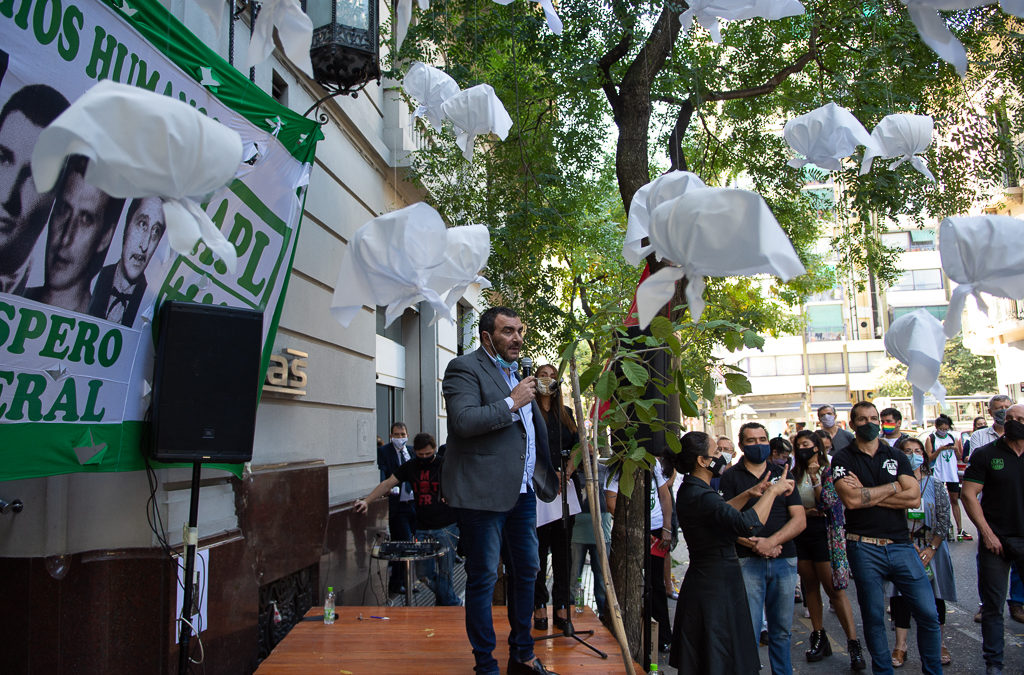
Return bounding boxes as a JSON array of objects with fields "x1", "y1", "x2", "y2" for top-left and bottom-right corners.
[
  {"x1": 669, "y1": 395, "x2": 1024, "y2": 675},
  {"x1": 350, "y1": 304, "x2": 1024, "y2": 675}
]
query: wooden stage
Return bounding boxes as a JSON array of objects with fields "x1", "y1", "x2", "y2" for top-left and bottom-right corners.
[{"x1": 256, "y1": 605, "x2": 629, "y2": 674}]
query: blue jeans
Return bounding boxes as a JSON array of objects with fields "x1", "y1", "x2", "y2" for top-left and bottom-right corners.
[
  {"x1": 417, "y1": 524, "x2": 461, "y2": 606},
  {"x1": 1009, "y1": 562, "x2": 1024, "y2": 606},
  {"x1": 457, "y1": 491, "x2": 539, "y2": 674},
  {"x1": 738, "y1": 556, "x2": 798, "y2": 675},
  {"x1": 388, "y1": 498, "x2": 416, "y2": 587},
  {"x1": 571, "y1": 542, "x2": 608, "y2": 618},
  {"x1": 847, "y1": 540, "x2": 941, "y2": 675}
]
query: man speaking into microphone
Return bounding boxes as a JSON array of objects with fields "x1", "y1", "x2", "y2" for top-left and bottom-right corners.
[{"x1": 442, "y1": 306, "x2": 559, "y2": 675}]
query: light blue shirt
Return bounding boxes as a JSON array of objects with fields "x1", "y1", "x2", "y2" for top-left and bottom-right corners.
[{"x1": 483, "y1": 348, "x2": 536, "y2": 494}]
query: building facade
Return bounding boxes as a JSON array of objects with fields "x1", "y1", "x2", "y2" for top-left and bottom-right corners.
[{"x1": 0, "y1": 4, "x2": 475, "y2": 672}]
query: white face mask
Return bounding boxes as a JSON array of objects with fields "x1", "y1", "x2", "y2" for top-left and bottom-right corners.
[
  {"x1": 721, "y1": 452, "x2": 734, "y2": 465},
  {"x1": 536, "y1": 377, "x2": 557, "y2": 395},
  {"x1": 821, "y1": 413, "x2": 836, "y2": 427},
  {"x1": 391, "y1": 437, "x2": 408, "y2": 449}
]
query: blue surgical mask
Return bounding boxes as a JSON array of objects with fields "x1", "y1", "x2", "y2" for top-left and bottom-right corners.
[
  {"x1": 742, "y1": 443, "x2": 772, "y2": 464},
  {"x1": 496, "y1": 355, "x2": 518, "y2": 371},
  {"x1": 908, "y1": 453, "x2": 924, "y2": 470}
]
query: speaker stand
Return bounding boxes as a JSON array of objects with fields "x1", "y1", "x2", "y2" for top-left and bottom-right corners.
[{"x1": 177, "y1": 462, "x2": 202, "y2": 675}]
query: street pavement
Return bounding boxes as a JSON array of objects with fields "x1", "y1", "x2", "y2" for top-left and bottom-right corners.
[{"x1": 657, "y1": 517, "x2": 1024, "y2": 674}]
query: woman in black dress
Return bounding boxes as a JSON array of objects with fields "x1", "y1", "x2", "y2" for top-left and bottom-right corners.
[
  {"x1": 668, "y1": 430, "x2": 795, "y2": 674},
  {"x1": 532, "y1": 363, "x2": 578, "y2": 630}
]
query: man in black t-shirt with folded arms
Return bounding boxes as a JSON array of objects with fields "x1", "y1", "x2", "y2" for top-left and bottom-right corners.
[
  {"x1": 356, "y1": 433, "x2": 461, "y2": 606},
  {"x1": 962, "y1": 402, "x2": 1024, "y2": 675},
  {"x1": 831, "y1": 401, "x2": 941, "y2": 675}
]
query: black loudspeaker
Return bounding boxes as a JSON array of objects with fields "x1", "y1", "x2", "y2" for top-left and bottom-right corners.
[{"x1": 151, "y1": 301, "x2": 263, "y2": 463}]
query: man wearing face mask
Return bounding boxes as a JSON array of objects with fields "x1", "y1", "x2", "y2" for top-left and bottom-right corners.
[
  {"x1": 831, "y1": 401, "x2": 941, "y2": 675},
  {"x1": 879, "y1": 407, "x2": 911, "y2": 450},
  {"x1": 962, "y1": 403, "x2": 1024, "y2": 675},
  {"x1": 377, "y1": 422, "x2": 418, "y2": 594},
  {"x1": 719, "y1": 422, "x2": 806, "y2": 675},
  {"x1": 971, "y1": 395, "x2": 1013, "y2": 454},
  {"x1": 356, "y1": 433, "x2": 460, "y2": 605},
  {"x1": 442, "y1": 306, "x2": 559, "y2": 675},
  {"x1": 818, "y1": 404, "x2": 855, "y2": 456}
]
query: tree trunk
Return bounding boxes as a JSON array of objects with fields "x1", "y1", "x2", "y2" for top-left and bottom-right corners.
[{"x1": 609, "y1": 463, "x2": 648, "y2": 661}]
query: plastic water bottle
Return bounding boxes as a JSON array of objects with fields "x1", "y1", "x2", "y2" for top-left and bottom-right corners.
[
  {"x1": 574, "y1": 576, "x2": 584, "y2": 614},
  {"x1": 650, "y1": 664, "x2": 659, "y2": 673},
  {"x1": 323, "y1": 586, "x2": 335, "y2": 624}
]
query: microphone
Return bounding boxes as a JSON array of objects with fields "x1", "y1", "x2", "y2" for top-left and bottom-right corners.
[{"x1": 520, "y1": 357, "x2": 533, "y2": 378}]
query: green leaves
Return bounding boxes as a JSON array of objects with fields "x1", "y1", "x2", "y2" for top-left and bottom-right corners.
[
  {"x1": 724, "y1": 373, "x2": 753, "y2": 395},
  {"x1": 620, "y1": 359, "x2": 650, "y2": 387}
]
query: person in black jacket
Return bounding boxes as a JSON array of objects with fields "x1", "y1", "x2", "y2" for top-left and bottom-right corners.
[
  {"x1": 667, "y1": 431, "x2": 795, "y2": 674},
  {"x1": 532, "y1": 363, "x2": 578, "y2": 630}
]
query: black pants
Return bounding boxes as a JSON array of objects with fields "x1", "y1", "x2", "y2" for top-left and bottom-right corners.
[
  {"x1": 535, "y1": 515, "x2": 575, "y2": 610},
  {"x1": 647, "y1": 529, "x2": 671, "y2": 648},
  {"x1": 891, "y1": 596, "x2": 946, "y2": 629},
  {"x1": 979, "y1": 535, "x2": 1024, "y2": 667}
]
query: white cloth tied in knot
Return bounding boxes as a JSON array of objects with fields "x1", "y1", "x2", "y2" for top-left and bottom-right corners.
[
  {"x1": 634, "y1": 186, "x2": 805, "y2": 327},
  {"x1": 31, "y1": 80, "x2": 243, "y2": 272},
  {"x1": 330, "y1": 203, "x2": 491, "y2": 327},
  {"x1": 899, "y1": 1, "x2": 1024, "y2": 77},
  {"x1": 784, "y1": 102, "x2": 876, "y2": 172},
  {"x1": 623, "y1": 170, "x2": 707, "y2": 266},
  {"x1": 403, "y1": 62, "x2": 461, "y2": 131},
  {"x1": 396, "y1": 0, "x2": 431, "y2": 50},
  {"x1": 402, "y1": 66, "x2": 514, "y2": 162},
  {"x1": 244, "y1": 0, "x2": 314, "y2": 78},
  {"x1": 884, "y1": 309, "x2": 947, "y2": 425},
  {"x1": 860, "y1": 113, "x2": 936, "y2": 181},
  {"x1": 441, "y1": 84, "x2": 514, "y2": 161},
  {"x1": 492, "y1": 0, "x2": 563, "y2": 34},
  {"x1": 679, "y1": 0, "x2": 805, "y2": 43},
  {"x1": 938, "y1": 214, "x2": 1024, "y2": 337}
]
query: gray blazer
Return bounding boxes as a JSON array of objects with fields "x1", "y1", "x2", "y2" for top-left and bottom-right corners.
[{"x1": 441, "y1": 347, "x2": 558, "y2": 512}]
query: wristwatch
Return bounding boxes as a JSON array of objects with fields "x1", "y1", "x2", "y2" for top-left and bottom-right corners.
[{"x1": 928, "y1": 543, "x2": 938, "y2": 551}]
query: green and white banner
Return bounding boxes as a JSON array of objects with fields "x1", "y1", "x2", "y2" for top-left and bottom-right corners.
[{"x1": 0, "y1": 0, "x2": 321, "y2": 480}]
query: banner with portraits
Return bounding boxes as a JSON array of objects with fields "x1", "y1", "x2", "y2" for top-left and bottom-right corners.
[{"x1": 0, "y1": 0, "x2": 321, "y2": 480}]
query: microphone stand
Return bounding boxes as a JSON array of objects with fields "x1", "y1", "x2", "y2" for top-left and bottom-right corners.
[{"x1": 535, "y1": 432, "x2": 607, "y2": 659}]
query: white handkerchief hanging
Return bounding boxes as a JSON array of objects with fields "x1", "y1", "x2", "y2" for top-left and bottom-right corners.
[
  {"x1": 623, "y1": 171, "x2": 707, "y2": 267},
  {"x1": 440, "y1": 84, "x2": 514, "y2": 161},
  {"x1": 938, "y1": 215, "x2": 1024, "y2": 337},
  {"x1": 635, "y1": 187, "x2": 805, "y2": 326},
  {"x1": 884, "y1": 309, "x2": 947, "y2": 424},
  {"x1": 403, "y1": 62, "x2": 461, "y2": 131},
  {"x1": 31, "y1": 80, "x2": 243, "y2": 272},
  {"x1": 245, "y1": 0, "x2": 314, "y2": 78},
  {"x1": 860, "y1": 114, "x2": 936, "y2": 181},
  {"x1": 784, "y1": 102, "x2": 876, "y2": 172},
  {"x1": 680, "y1": 0, "x2": 805, "y2": 43}
]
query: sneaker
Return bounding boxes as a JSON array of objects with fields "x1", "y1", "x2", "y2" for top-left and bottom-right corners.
[
  {"x1": 975, "y1": 605, "x2": 983, "y2": 623},
  {"x1": 759, "y1": 630, "x2": 769, "y2": 647},
  {"x1": 960, "y1": 529, "x2": 973, "y2": 541},
  {"x1": 1010, "y1": 602, "x2": 1024, "y2": 624}
]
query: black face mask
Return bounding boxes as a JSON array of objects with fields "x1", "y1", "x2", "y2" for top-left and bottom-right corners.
[
  {"x1": 795, "y1": 447, "x2": 817, "y2": 464},
  {"x1": 416, "y1": 454, "x2": 437, "y2": 467},
  {"x1": 705, "y1": 454, "x2": 728, "y2": 478},
  {"x1": 854, "y1": 422, "x2": 880, "y2": 442},
  {"x1": 1005, "y1": 419, "x2": 1024, "y2": 441}
]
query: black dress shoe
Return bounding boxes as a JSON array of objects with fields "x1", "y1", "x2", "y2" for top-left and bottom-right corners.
[
  {"x1": 533, "y1": 616, "x2": 548, "y2": 630},
  {"x1": 507, "y1": 657, "x2": 558, "y2": 674},
  {"x1": 552, "y1": 615, "x2": 568, "y2": 631}
]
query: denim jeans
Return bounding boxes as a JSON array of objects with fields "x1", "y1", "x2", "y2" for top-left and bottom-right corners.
[
  {"x1": 738, "y1": 555, "x2": 798, "y2": 675},
  {"x1": 847, "y1": 540, "x2": 941, "y2": 675},
  {"x1": 571, "y1": 542, "x2": 608, "y2": 618},
  {"x1": 416, "y1": 524, "x2": 461, "y2": 606},
  {"x1": 1009, "y1": 561, "x2": 1024, "y2": 606},
  {"x1": 456, "y1": 491, "x2": 539, "y2": 674},
  {"x1": 978, "y1": 536, "x2": 1024, "y2": 667}
]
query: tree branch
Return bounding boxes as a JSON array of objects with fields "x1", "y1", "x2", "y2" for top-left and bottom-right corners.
[{"x1": 599, "y1": 32, "x2": 633, "y2": 122}]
